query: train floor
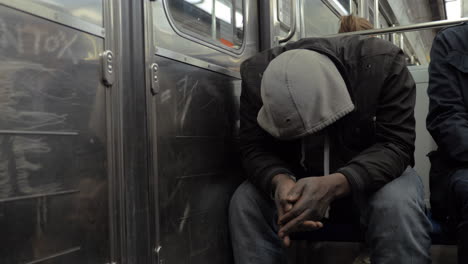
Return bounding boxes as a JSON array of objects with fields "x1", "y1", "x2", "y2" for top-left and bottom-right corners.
[{"x1": 286, "y1": 241, "x2": 457, "y2": 263}]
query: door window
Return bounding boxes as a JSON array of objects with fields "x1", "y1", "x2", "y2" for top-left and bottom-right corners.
[{"x1": 165, "y1": 0, "x2": 245, "y2": 51}]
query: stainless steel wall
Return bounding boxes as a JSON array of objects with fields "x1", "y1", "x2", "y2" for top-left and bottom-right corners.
[
  {"x1": 145, "y1": 1, "x2": 259, "y2": 263},
  {"x1": 153, "y1": 57, "x2": 242, "y2": 264},
  {"x1": 0, "y1": 3, "x2": 113, "y2": 263}
]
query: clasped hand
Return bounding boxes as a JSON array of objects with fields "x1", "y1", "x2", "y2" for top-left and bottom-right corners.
[{"x1": 273, "y1": 173, "x2": 350, "y2": 247}]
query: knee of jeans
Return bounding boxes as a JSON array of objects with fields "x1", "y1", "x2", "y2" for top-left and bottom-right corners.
[
  {"x1": 369, "y1": 181, "x2": 424, "y2": 220},
  {"x1": 229, "y1": 181, "x2": 265, "y2": 219}
]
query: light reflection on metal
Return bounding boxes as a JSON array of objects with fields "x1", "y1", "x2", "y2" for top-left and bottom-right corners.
[
  {"x1": 0, "y1": 190, "x2": 80, "y2": 203},
  {"x1": 0, "y1": 130, "x2": 79, "y2": 136},
  {"x1": 176, "y1": 172, "x2": 221, "y2": 179},
  {"x1": 24, "y1": 247, "x2": 81, "y2": 264},
  {"x1": 155, "y1": 47, "x2": 241, "y2": 79}
]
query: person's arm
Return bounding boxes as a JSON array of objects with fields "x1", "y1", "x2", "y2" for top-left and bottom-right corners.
[
  {"x1": 239, "y1": 50, "x2": 294, "y2": 197},
  {"x1": 427, "y1": 30, "x2": 468, "y2": 162},
  {"x1": 337, "y1": 49, "x2": 416, "y2": 193}
]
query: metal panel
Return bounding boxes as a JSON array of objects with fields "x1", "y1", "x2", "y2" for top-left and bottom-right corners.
[
  {"x1": 153, "y1": 57, "x2": 242, "y2": 264},
  {"x1": 25, "y1": 0, "x2": 103, "y2": 26},
  {"x1": 156, "y1": 47, "x2": 241, "y2": 79},
  {"x1": 0, "y1": 5, "x2": 111, "y2": 264},
  {"x1": 118, "y1": 0, "x2": 153, "y2": 262},
  {"x1": 146, "y1": 1, "x2": 257, "y2": 263},
  {"x1": 409, "y1": 65, "x2": 436, "y2": 206}
]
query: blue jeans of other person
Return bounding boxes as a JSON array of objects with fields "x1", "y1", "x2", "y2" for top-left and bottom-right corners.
[
  {"x1": 449, "y1": 169, "x2": 468, "y2": 263},
  {"x1": 229, "y1": 167, "x2": 431, "y2": 264}
]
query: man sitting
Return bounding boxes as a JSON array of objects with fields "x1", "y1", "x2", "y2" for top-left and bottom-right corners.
[
  {"x1": 229, "y1": 36, "x2": 431, "y2": 264},
  {"x1": 427, "y1": 23, "x2": 468, "y2": 264}
]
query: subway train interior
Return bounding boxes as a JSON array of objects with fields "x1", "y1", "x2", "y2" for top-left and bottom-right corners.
[{"x1": 0, "y1": 0, "x2": 467, "y2": 263}]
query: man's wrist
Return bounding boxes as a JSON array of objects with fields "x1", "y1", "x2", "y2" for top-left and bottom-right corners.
[
  {"x1": 271, "y1": 174, "x2": 296, "y2": 199},
  {"x1": 325, "y1": 173, "x2": 351, "y2": 199},
  {"x1": 272, "y1": 174, "x2": 296, "y2": 186}
]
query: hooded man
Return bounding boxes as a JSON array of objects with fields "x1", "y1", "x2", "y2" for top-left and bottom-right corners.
[{"x1": 229, "y1": 36, "x2": 431, "y2": 264}]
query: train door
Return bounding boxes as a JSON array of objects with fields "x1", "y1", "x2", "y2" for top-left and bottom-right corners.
[
  {"x1": 143, "y1": 0, "x2": 258, "y2": 263},
  {"x1": 0, "y1": 1, "x2": 123, "y2": 263}
]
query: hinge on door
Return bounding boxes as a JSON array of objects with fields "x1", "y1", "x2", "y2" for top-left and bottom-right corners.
[
  {"x1": 150, "y1": 63, "x2": 160, "y2": 95},
  {"x1": 100, "y1": 50, "x2": 115, "y2": 87}
]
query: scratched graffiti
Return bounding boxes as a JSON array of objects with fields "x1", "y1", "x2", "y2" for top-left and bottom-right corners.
[
  {"x1": 0, "y1": 62, "x2": 70, "y2": 130},
  {"x1": 0, "y1": 136, "x2": 61, "y2": 198},
  {"x1": 0, "y1": 9, "x2": 102, "y2": 199},
  {"x1": 176, "y1": 75, "x2": 199, "y2": 130},
  {"x1": 0, "y1": 17, "x2": 79, "y2": 64},
  {"x1": 0, "y1": 61, "x2": 69, "y2": 198}
]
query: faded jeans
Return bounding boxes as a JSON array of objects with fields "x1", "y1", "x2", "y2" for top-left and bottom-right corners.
[
  {"x1": 229, "y1": 167, "x2": 432, "y2": 264},
  {"x1": 449, "y1": 168, "x2": 468, "y2": 263}
]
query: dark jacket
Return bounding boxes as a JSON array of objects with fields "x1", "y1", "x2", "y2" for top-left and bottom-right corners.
[
  {"x1": 240, "y1": 35, "x2": 416, "y2": 197},
  {"x1": 427, "y1": 23, "x2": 468, "y2": 221}
]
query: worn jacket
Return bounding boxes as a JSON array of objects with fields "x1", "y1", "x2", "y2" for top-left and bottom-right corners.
[
  {"x1": 427, "y1": 23, "x2": 468, "y2": 221},
  {"x1": 240, "y1": 35, "x2": 416, "y2": 197}
]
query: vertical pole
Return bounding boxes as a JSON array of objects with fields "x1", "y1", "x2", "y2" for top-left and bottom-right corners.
[
  {"x1": 211, "y1": 0, "x2": 216, "y2": 40},
  {"x1": 359, "y1": 0, "x2": 369, "y2": 20},
  {"x1": 374, "y1": 0, "x2": 379, "y2": 28},
  {"x1": 399, "y1": 33, "x2": 405, "y2": 51},
  {"x1": 462, "y1": 0, "x2": 467, "y2": 17},
  {"x1": 391, "y1": 24, "x2": 397, "y2": 44},
  {"x1": 232, "y1": 0, "x2": 237, "y2": 42}
]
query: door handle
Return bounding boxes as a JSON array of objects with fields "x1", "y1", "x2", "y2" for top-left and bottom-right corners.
[{"x1": 276, "y1": 0, "x2": 297, "y2": 45}]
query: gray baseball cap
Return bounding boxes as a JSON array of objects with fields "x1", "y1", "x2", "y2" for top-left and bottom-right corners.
[{"x1": 257, "y1": 49, "x2": 355, "y2": 140}]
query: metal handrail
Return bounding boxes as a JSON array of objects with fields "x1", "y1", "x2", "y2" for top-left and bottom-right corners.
[
  {"x1": 278, "y1": 0, "x2": 297, "y2": 43},
  {"x1": 327, "y1": 17, "x2": 468, "y2": 37}
]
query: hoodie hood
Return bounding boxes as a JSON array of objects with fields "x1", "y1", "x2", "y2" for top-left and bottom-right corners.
[{"x1": 257, "y1": 49, "x2": 355, "y2": 140}]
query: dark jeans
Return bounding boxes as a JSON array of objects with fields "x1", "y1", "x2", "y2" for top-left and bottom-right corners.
[
  {"x1": 229, "y1": 167, "x2": 432, "y2": 264},
  {"x1": 449, "y1": 168, "x2": 468, "y2": 263}
]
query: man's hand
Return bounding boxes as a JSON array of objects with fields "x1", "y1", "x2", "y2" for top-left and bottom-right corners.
[
  {"x1": 272, "y1": 174, "x2": 296, "y2": 247},
  {"x1": 277, "y1": 173, "x2": 350, "y2": 240},
  {"x1": 272, "y1": 174, "x2": 323, "y2": 247}
]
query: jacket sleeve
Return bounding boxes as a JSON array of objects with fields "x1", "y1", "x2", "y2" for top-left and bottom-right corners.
[
  {"x1": 239, "y1": 49, "x2": 294, "y2": 196},
  {"x1": 338, "y1": 50, "x2": 416, "y2": 193},
  {"x1": 426, "y1": 31, "x2": 468, "y2": 162}
]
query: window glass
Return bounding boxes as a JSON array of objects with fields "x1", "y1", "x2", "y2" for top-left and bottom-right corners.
[
  {"x1": 278, "y1": 0, "x2": 292, "y2": 29},
  {"x1": 27, "y1": 0, "x2": 103, "y2": 26},
  {"x1": 165, "y1": 0, "x2": 244, "y2": 51},
  {"x1": 336, "y1": 0, "x2": 350, "y2": 13},
  {"x1": 325, "y1": 0, "x2": 351, "y2": 15},
  {"x1": 303, "y1": 0, "x2": 340, "y2": 36}
]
